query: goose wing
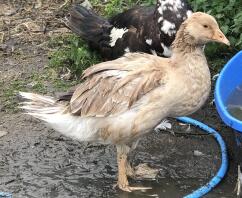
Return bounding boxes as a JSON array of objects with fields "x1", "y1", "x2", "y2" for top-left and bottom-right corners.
[{"x1": 70, "y1": 53, "x2": 169, "y2": 117}]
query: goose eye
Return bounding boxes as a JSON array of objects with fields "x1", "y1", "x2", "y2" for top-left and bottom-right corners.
[{"x1": 203, "y1": 25, "x2": 208, "y2": 28}]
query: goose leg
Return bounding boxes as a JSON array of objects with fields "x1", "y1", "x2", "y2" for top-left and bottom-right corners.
[
  {"x1": 116, "y1": 145, "x2": 152, "y2": 192},
  {"x1": 117, "y1": 145, "x2": 130, "y2": 191}
]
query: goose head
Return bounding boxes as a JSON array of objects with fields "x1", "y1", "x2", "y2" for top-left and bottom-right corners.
[{"x1": 173, "y1": 12, "x2": 230, "y2": 50}]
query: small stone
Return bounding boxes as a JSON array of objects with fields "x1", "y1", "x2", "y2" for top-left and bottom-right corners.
[
  {"x1": 35, "y1": 0, "x2": 42, "y2": 8},
  {"x1": 22, "y1": 22, "x2": 42, "y2": 32},
  {"x1": 0, "y1": 44, "x2": 8, "y2": 51},
  {"x1": 26, "y1": 81, "x2": 38, "y2": 88},
  {"x1": 194, "y1": 150, "x2": 204, "y2": 157},
  {"x1": 81, "y1": 0, "x2": 93, "y2": 10},
  {"x1": 0, "y1": 131, "x2": 8, "y2": 138}
]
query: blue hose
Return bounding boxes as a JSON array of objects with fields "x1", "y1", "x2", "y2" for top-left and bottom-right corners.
[
  {"x1": 0, "y1": 192, "x2": 12, "y2": 198},
  {"x1": 0, "y1": 117, "x2": 228, "y2": 198},
  {"x1": 177, "y1": 117, "x2": 228, "y2": 198}
]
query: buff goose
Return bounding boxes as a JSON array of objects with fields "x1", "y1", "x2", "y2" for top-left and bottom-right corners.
[
  {"x1": 20, "y1": 12, "x2": 229, "y2": 192},
  {"x1": 66, "y1": 0, "x2": 192, "y2": 60}
]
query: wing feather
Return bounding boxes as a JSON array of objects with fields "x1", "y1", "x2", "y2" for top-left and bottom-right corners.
[{"x1": 70, "y1": 53, "x2": 167, "y2": 117}]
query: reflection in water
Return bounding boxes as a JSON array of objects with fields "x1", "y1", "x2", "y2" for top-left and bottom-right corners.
[{"x1": 227, "y1": 83, "x2": 242, "y2": 121}]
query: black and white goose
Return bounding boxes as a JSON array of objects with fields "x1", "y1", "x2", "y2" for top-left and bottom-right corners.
[{"x1": 66, "y1": 0, "x2": 193, "y2": 60}]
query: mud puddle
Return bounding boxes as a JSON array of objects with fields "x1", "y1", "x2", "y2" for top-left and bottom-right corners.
[{"x1": 0, "y1": 113, "x2": 235, "y2": 197}]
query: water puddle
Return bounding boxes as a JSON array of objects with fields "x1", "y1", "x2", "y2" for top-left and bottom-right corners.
[{"x1": 0, "y1": 118, "x2": 232, "y2": 197}]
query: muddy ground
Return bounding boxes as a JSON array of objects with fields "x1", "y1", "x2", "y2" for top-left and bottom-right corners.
[{"x1": 0, "y1": 1, "x2": 238, "y2": 197}]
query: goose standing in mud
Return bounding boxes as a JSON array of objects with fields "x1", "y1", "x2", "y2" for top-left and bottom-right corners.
[
  {"x1": 20, "y1": 13, "x2": 229, "y2": 192},
  {"x1": 66, "y1": 0, "x2": 193, "y2": 60}
]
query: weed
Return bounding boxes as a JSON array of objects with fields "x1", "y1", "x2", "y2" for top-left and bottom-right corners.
[
  {"x1": 90, "y1": 0, "x2": 156, "y2": 16},
  {"x1": 49, "y1": 34, "x2": 101, "y2": 78},
  {"x1": 0, "y1": 69, "x2": 80, "y2": 112}
]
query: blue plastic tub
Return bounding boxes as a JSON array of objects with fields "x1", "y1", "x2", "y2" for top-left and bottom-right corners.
[{"x1": 215, "y1": 51, "x2": 242, "y2": 132}]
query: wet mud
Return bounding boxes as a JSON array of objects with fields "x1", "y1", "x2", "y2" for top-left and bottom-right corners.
[{"x1": 0, "y1": 111, "x2": 237, "y2": 198}]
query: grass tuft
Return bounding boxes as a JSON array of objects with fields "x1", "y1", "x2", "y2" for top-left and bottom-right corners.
[{"x1": 48, "y1": 34, "x2": 101, "y2": 78}]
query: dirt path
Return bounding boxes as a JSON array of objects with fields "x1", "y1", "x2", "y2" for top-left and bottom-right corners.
[{"x1": 0, "y1": 1, "x2": 237, "y2": 197}]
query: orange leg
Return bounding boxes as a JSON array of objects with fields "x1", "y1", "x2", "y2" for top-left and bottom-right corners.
[{"x1": 116, "y1": 145, "x2": 152, "y2": 192}]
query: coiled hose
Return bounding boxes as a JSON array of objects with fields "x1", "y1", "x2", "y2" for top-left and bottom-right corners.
[{"x1": 177, "y1": 117, "x2": 228, "y2": 198}]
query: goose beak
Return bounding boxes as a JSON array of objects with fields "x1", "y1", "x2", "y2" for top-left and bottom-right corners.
[{"x1": 212, "y1": 29, "x2": 230, "y2": 46}]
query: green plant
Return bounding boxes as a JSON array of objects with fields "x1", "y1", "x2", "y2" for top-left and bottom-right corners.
[
  {"x1": 49, "y1": 35, "x2": 101, "y2": 78},
  {"x1": 90, "y1": 0, "x2": 156, "y2": 17},
  {"x1": 0, "y1": 70, "x2": 80, "y2": 112}
]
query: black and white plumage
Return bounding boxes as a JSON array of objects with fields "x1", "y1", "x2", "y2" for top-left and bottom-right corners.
[{"x1": 66, "y1": 0, "x2": 193, "y2": 60}]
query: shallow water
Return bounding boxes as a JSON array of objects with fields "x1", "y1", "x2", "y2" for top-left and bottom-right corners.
[
  {"x1": 227, "y1": 105, "x2": 242, "y2": 120},
  {"x1": 226, "y1": 83, "x2": 242, "y2": 121},
  {"x1": 0, "y1": 115, "x2": 235, "y2": 198}
]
